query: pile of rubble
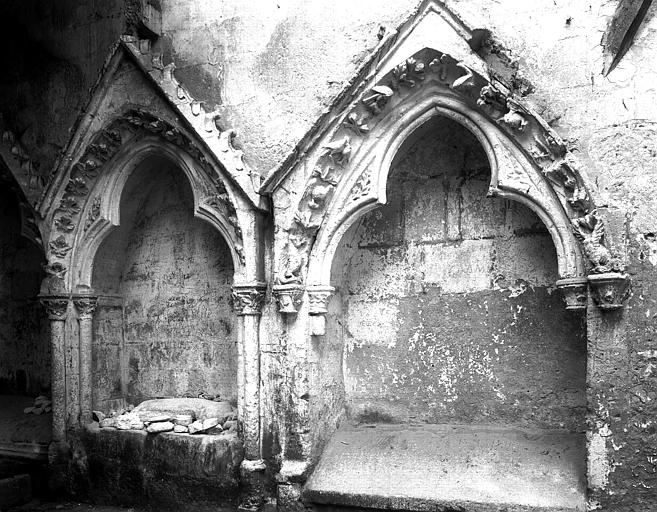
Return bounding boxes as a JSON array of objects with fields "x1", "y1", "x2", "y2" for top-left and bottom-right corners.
[
  {"x1": 94, "y1": 397, "x2": 238, "y2": 435},
  {"x1": 22, "y1": 395, "x2": 52, "y2": 415}
]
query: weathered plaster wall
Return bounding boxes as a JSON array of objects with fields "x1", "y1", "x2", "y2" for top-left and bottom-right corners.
[
  {"x1": 0, "y1": 186, "x2": 48, "y2": 395},
  {"x1": 328, "y1": 117, "x2": 587, "y2": 430},
  {"x1": 92, "y1": 159, "x2": 236, "y2": 409}
]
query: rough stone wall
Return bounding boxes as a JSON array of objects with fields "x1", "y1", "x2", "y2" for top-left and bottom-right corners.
[
  {"x1": 0, "y1": 186, "x2": 48, "y2": 395},
  {"x1": 0, "y1": 0, "x2": 656, "y2": 508},
  {"x1": 92, "y1": 160, "x2": 236, "y2": 409},
  {"x1": 329, "y1": 117, "x2": 587, "y2": 431}
]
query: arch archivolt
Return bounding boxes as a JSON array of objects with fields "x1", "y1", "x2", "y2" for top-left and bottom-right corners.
[
  {"x1": 274, "y1": 47, "x2": 625, "y2": 313},
  {"x1": 42, "y1": 109, "x2": 247, "y2": 292}
]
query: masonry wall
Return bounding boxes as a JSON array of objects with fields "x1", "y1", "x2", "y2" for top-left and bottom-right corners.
[
  {"x1": 1, "y1": 0, "x2": 656, "y2": 508},
  {"x1": 0, "y1": 186, "x2": 48, "y2": 395},
  {"x1": 92, "y1": 159, "x2": 236, "y2": 410},
  {"x1": 329, "y1": 117, "x2": 587, "y2": 431}
]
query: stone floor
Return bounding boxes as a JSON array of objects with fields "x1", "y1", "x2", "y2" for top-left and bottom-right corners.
[
  {"x1": 304, "y1": 423, "x2": 587, "y2": 512},
  {"x1": 8, "y1": 501, "x2": 143, "y2": 511},
  {"x1": 8, "y1": 499, "x2": 237, "y2": 512}
]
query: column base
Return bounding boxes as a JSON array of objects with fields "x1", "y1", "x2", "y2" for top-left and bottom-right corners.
[
  {"x1": 238, "y1": 459, "x2": 271, "y2": 512},
  {"x1": 47, "y1": 441, "x2": 70, "y2": 494}
]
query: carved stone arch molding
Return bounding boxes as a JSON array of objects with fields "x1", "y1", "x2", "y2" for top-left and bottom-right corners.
[
  {"x1": 266, "y1": 3, "x2": 630, "y2": 315},
  {"x1": 42, "y1": 109, "x2": 248, "y2": 292}
]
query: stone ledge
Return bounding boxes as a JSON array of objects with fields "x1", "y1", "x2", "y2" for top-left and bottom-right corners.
[{"x1": 303, "y1": 424, "x2": 586, "y2": 512}]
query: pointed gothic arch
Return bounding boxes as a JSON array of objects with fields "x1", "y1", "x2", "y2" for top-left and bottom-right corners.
[{"x1": 42, "y1": 109, "x2": 247, "y2": 292}]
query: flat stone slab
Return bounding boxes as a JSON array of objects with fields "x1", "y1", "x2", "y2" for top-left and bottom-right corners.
[
  {"x1": 303, "y1": 423, "x2": 586, "y2": 512},
  {"x1": 132, "y1": 398, "x2": 234, "y2": 423}
]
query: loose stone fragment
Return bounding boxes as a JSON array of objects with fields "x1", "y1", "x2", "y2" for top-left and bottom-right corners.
[
  {"x1": 188, "y1": 420, "x2": 204, "y2": 434},
  {"x1": 23, "y1": 407, "x2": 35, "y2": 414},
  {"x1": 202, "y1": 417, "x2": 220, "y2": 431},
  {"x1": 173, "y1": 414, "x2": 194, "y2": 426},
  {"x1": 146, "y1": 421, "x2": 174, "y2": 433},
  {"x1": 115, "y1": 412, "x2": 144, "y2": 430},
  {"x1": 223, "y1": 420, "x2": 237, "y2": 430},
  {"x1": 138, "y1": 412, "x2": 172, "y2": 424},
  {"x1": 173, "y1": 425, "x2": 188, "y2": 433},
  {"x1": 99, "y1": 417, "x2": 116, "y2": 428},
  {"x1": 92, "y1": 410, "x2": 106, "y2": 422}
]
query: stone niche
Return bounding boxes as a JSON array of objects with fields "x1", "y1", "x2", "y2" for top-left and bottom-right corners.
[
  {"x1": 91, "y1": 156, "x2": 237, "y2": 411},
  {"x1": 308, "y1": 116, "x2": 587, "y2": 512},
  {"x1": 0, "y1": 184, "x2": 48, "y2": 396}
]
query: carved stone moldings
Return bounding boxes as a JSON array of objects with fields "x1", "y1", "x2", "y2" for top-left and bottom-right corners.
[
  {"x1": 73, "y1": 296, "x2": 98, "y2": 319},
  {"x1": 272, "y1": 284, "x2": 304, "y2": 315},
  {"x1": 307, "y1": 285, "x2": 335, "y2": 335},
  {"x1": 0, "y1": 116, "x2": 44, "y2": 207},
  {"x1": 120, "y1": 36, "x2": 260, "y2": 205},
  {"x1": 555, "y1": 277, "x2": 588, "y2": 311},
  {"x1": 572, "y1": 210, "x2": 623, "y2": 275},
  {"x1": 45, "y1": 109, "x2": 244, "y2": 282},
  {"x1": 40, "y1": 296, "x2": 70, "y2": 321},
  {"x1": 588, "y1": 273, "x2": 630, "y2": 311},
  {"x1": 232, "y1": 284, "x2": 266, "y2": 316},
  {"x1": 307, "y1": 286, "x2": 335, "y2": 315},
  {"x1": 278, "y1": 47, "x2": 598, "y2": 291}
]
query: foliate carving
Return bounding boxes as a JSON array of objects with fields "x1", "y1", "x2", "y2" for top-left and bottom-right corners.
[
  {"x1": 362, "y1": 85, "x2": 394, "y2": 115},
  {"x1": 40, "y1": 296, "x2": 70, "y2": 320},
  {"x1": 272, "y1": 284, "x2": 304, "y2": 315},
  {"x1": 321, "y1": 136, "x2": 352, "y2": 166},
  {"x1": 342, "y1": 112, "x2": 370, "y2": 135},
  {"x1": 572, "y1": 211, "x2": 623, "y2": 274},
  {"x1": 232, "y1": 284, "x2": 266, "y2": 316},
  {"x1": 450, "y1": 62, "x2": 476, "y2": 92},
  {"x1": 351, "y1": 168, "x2": 372, "y2": 202},
  {"x1": 307, "y1": 286, "x2": 335, "y2": 315},
  {"x1": 84, "y1": 195, "x2": 101, "y2": 232},
  {"x1": 47, "y1": 108, "x2": 244, "y2": 277},
  {"x1": 48, "y1": 236, "x2": 72, "y2": 258},
  {"x1": 121, "y1": 37, "x2": 256, "y2": 205},
  {"x1": 477, "y1": 85, "x2": 508, "y2": 118},
  {"x1": 499, "y1": 98, "x2": 528, "y2": 132},
  {"x1": 588, "y1": 273, "x2": 630, "y2": 310},
  {"x1": 58, "y1": 197, "x2": 81, "y2": 215},
  {"x1": 555, "y1": 277, "x2": 588, "y2": 311},
  {"x1": 65, "y1": 177, "x2": 89, "y2": 196},
  {"x1": 282, "y1": 47, "x2": 596, "y2": 288},
  {"x1": 73, "y1": 296, "x2": 98, "y2": 319},
  {"x1": 543, "y1": 157, "x2": 590, "y2": 212},
  {"x1": 44, "y1": 262, "x2": 67, "y2": 280},
  {"x1": 391, "y1": 58, "x2": 425, "y2": 89},
  {"x1": 54, "y1": 215, "x2": 75, "y2": 232}
]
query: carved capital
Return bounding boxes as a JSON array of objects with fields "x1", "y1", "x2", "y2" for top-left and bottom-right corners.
[
  {"x1": 73, "y1": 296, "x2": 98, "y2": 319},
  {"x1": 307, "y1": 286, "x2": 335, "y2": 315},
  {"x1": 555, "y1": 277, "x2": 588, "y2": 311},
  {"x1": 40, "y1": 296, "x2": 70, "y2": 321},
  {"x1": 272, "y1": 284, "x2": 304, "y2": 315},
  {"x1": 232, "y1": 283, "x2": 266, "y2": 316},
  {"x1": 588, "y1": 273, "x2": 630, "y2": 311}
]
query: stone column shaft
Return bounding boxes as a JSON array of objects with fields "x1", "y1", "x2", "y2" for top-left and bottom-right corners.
[
  {"x1": 243, "y1": 314, "x2": 261, "y2": 459},
  {"x1": 40, "y1": 296, "x2": 70, "y2": 444},
  {"x1": 232, "y1": 283, "x2": 266, "y2": 461},
  {"x1": 74, "y1": 296, "x2": 97, "y2": 424}
]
